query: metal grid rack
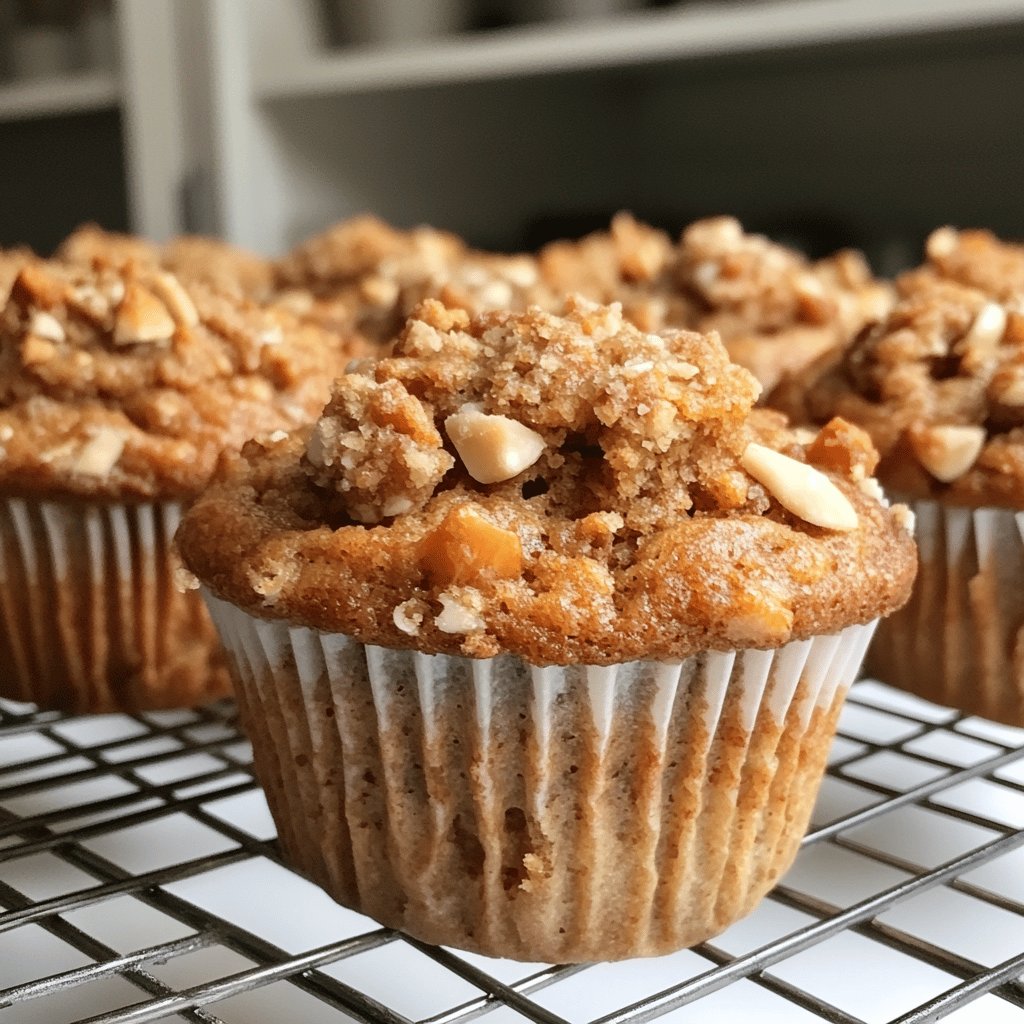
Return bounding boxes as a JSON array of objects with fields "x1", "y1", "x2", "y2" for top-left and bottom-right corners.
[{"x1": 3, "y1": 679, "x2": 1024, "y2": 1024}]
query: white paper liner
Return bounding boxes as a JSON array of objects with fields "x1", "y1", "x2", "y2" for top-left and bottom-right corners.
[
  {"x1": 865, "y1": 497, "x2": 1024, "y2": 726},
  {"x1": 0, "y1": 497, "x2": 229, "y2": 712},
  {"x1": 206, "y1": 590, "x2": 875, "y2": 962}
]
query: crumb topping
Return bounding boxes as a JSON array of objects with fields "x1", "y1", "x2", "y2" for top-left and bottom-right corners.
[
  {"x1": 798, "y1": 243, "x2": 1024, "y2": 507},
  {"x1": 676, "y1": 217, "x2": 893, "y2": 392},
  {"x1": 57, "y1": 224, "x2": 275, "y2": 299},
  {"x1": 179, "y1": 299, "x2": 917, "y2": 664},
  {"x1": 0, "y1": 259, "x2": 366, "y2": 499}
]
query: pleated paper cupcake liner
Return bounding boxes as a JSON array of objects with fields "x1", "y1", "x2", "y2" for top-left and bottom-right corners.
[
  {"x1": 865, "y1": 498, "x2": 1024, "y2": 726},
  {"x1": 206, "y1": 591, "x2": 875, "y2": 962},
  {"x1": 0, "y1": 498, "x2": 230, "y2": 713}
]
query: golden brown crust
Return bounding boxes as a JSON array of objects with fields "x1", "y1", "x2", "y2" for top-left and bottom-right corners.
[
  {"x1": 179, "y1": 299, "x2": 916, "y2": 664},
  {"x1": 0, "y1": 260, "x2": 367, "y2": 500},
  {"x1": 793, "y1": 237, "x2": 1024, "y2": 508}
]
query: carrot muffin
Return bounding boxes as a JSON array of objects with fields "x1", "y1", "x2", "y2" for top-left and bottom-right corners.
[
  {"x1": 796, "y1": 228, "x2": 1024, "y2": 724},
  {"x1": 0, "y1": 257, "x2": 364, "y2": 713},
  {"x1": 179, "y1": 296, "x2": 915, "y2": 962}
]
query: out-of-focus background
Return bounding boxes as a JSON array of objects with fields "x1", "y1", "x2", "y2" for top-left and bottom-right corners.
[{"x1": 0, "y1": 0, "x2": 1022, "y2": 268}]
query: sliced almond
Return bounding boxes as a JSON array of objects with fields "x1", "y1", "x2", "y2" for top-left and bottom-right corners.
[
  {"x1": 444, "y1": 405, "x2": 546, "y2": 484},
  {"x1": 28, "y1": 309, "x2": 65, "y2": 343},
  {"x1": 71, "y1": 428, "x2": 126, "y2": 478},
  {"x1": 113, "y1": 282, "x2": 176, "y2": 346},
  {"x1": 150, "y1": 271, "x2": 199, "y2": 328},
  {"x1": 909, "y1": 424, "x2": 985, "y2": 483},
  {"x1": 956, "y1": 302, "x2": 1006, "y2": 367},
  {"x1": 741, "y1": 442, "x2": 858, "y2": 532}
]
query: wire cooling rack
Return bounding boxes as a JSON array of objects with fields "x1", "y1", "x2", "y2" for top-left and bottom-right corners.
[{"x1": 2, "y1": 680, "x2": 1024, "y2": 1024}]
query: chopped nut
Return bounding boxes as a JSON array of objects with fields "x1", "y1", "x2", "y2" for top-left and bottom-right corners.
[
  {"x1": 741, "y1": 442, "x2": 859, "y2": 532},
  {"x1": 393, "y1": 598, "x2": 425, "y2": 636},
  {"x1": 359, "y1": 274, "x2": 400, "y2": 307},
  {"x1": 28, "y1": 309, "x2": 65, "y2": 343},
  {"x1": 926, "y1": 226, "x2": 958, "y2": 260},
  {"x1": 908, "y1": 424, "x2": 985, "y2": 483},
  {"x1": 173, "y1": 564, "x2": 201, "y2": 593},
  {"x1": 857, "y1": 476, "x2": 888, "y2": 506},
  {"x1": 960, "y1": 302, "x2": 1007, "y2": 353},
  {"x1": 113, "y1": 282, "x2": 176, "y2": 345},
  {"x1": 71, "y1": 428, "x2": 126, "y2": 478},
  {"x1": 435, "y1": 588, "x2": 486, "y2": 634},
  {"x1": 891, "y1": 503, "x2": 917, "y2": 535},
  {"x1": 418, "y1": 504, "x2": 523, "y2": 585},
  {"x1": 150, "y1": 271, "x2": 200, "y2": 328},
  {"x1": 444, "y1": 405, "x2": 546, "y2": 484}
]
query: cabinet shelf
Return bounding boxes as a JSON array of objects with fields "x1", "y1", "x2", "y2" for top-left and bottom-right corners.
[
  {"x1": 0, "y1": 71, "x2": 120, "y2": 124},
  {"x1": 253, "y1": 0, "x2": 1024, "y2": 100}
]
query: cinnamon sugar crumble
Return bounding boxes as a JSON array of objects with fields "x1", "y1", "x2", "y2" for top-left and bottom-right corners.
[
  {"x1": 0, "y1": 259, "x2": 365, "y2": 499},
  {"x1": 793, "y1": 229, "x2": 1024, "y2": 507},
  {"x1": 180, "y1": 299, "x2": 916, "y2": 664}
]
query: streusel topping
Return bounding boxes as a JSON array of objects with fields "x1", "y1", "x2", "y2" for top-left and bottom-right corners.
[
  {"x1": 57, "y1": 223, "x2": 274, "y2": 299},
  {"x1": 0, "y1": 259, "x2": 366, "y2": 499},
  {"x1": 180, "y1": 298, "x2": 916, "y2": 663},
  {"x1": 798, "y1": 269, "x2": 1024, "y2": 507},
  {"x1": 676, "y1": 217, "x2": 893, "y2": 392}
]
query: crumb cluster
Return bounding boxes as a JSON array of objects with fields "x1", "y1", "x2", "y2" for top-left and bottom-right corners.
[
  {"x1": 794, "y1": 228, "x2": 1024, "y2": 507},
  {"x1": 0, "y1": 259, "x2": 365, "y2": 499}
]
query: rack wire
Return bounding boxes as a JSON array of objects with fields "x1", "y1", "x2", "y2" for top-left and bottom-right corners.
[{"x1": 2, "y1": 679, "x2": 1024, "y2": 1024}]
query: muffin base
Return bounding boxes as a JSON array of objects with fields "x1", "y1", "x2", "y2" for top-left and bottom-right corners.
[
  {"x1": 0, "y1": 498, "x2": 230, "y2": 713},
  {"x1": 207, "y1": 592, "x2": 873, "y2": 963},
  {"x1": 866, "y1": 498, "x2": 1024, "y2": 727}
]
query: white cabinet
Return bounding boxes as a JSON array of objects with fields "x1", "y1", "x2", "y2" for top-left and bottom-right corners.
[{"x1": 3, "y1": 0, "x2": 1024, "y2": 259}]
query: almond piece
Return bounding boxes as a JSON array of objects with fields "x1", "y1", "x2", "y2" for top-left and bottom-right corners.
[
  {"x1": 926, "y1": 226, "x2": 958, "y2": 260},
  {"x1": 71, "y1": 428, "x2": 126, "y2": 478},
  {"x1": 113, "y1": 282, "x2": 176, "y2": 345},
  {"x1": 444, "y1": 405, "x2": 546, "y2": 484},
  {"x1": 150, "y1": 271, "x2": 199, "y2": 328},
  {"x1": 419, "y1": 504, "x2": 523, "y2": 585},
  {"x1": 28, "y1": 309, "x2": 65, "y2": 343},
  {"x1": 741, "y1": 442, "x2": 858, "y2": 532},
  {"x1": 908, "y1": 424, "x2": 985, "y2": 483}
]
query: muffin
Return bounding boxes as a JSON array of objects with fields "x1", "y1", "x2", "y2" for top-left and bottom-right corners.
[
  {"x1": 0, "y1": 257, "x2": 364, "y2": 712},
  {"x1": 794, "y1": 227, "x2": 1024, "y2": 724},
  {"x1": 178, "y1": 296, "x2": 916, "y2": 962}
]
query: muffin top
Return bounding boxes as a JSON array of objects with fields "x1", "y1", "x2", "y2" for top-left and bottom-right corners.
[
  {"x1": 677, "y1": 217, "x2": 893, "y2": 393},
  {"x1": 899, "y1": 226, "x2": 1024, "y2": 303},
  {"x1": 179, "y1": 297, "x2": 916, "y2": 664},
  {"x1": 797, "y1": 230, "x2": 1024, "y2": 508},
  {"x1": 58, "y1": 223, "x2": 274, "y2": 299},
  {"x1": 538, "y1": 212, "x2": 691, "y2": 333},
  {"x1": 276, "y1": 215, "x2": 547, "y2": 343},
  {"x1": 0, "y1": 259, "x2": 365, "y2": 501}
]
